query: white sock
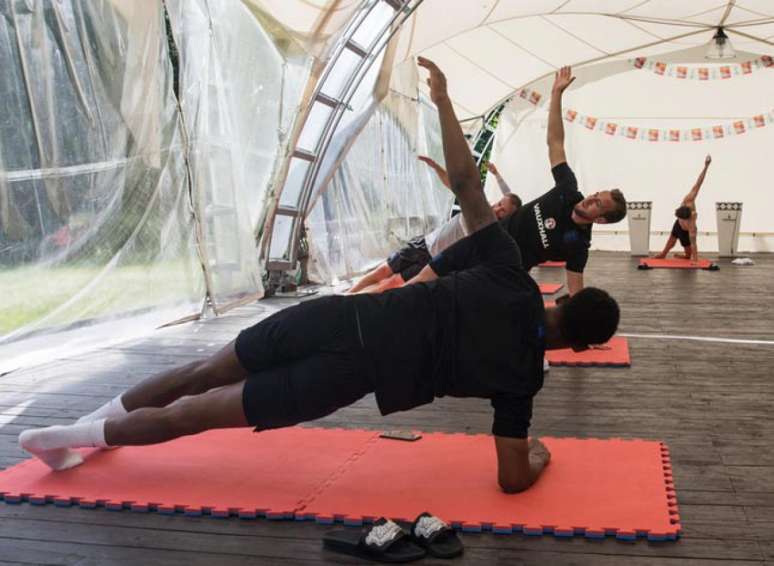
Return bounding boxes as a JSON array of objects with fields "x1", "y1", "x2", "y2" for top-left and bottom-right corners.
[
  {"x1": 543, "y1": 357, "x2": 550, "y2": 372},
  {"x1": 19, "y1": 419, "x2": 109, "y2": 471},
  {"x1": 77, "y1": 395, "x2": 128, "y2": 424}
]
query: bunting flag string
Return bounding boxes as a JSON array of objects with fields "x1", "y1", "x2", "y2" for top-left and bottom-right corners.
[
  {"x1": 512, "y1": 55, "x2": 774, "y2": 106},
  {"x1": 563, "y1": 108, "x2": 774, "y2": 142},
  {"x1": 512, "y1": 87, "x2": 774, "y2": 142},
  {"x1": 630, "y1": 55, "x2": 773, "y2": 80}
]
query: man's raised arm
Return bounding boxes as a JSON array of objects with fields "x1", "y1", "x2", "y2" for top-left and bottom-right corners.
[
  {"x1": 487, "y1": 162, "x2": 513, "y2": 196},
  {"x1": 418, "y1": 155, "x2": 451, "y2": 189},
  {"x1": 683, "y1": 154, "x2": 712, "y2": 206},
  {"x1": 689, "y1": 227, "x2": 699, "y2": 262},
  {"x1": 547, "y1": 66, "x2": 575, "y2": 168},
  {"x1": 417, "y1": 57, "x2": 495, "y2": 234}
]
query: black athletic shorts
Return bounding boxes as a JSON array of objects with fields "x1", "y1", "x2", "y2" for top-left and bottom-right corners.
[
  {"x1": 235, "y1": 296, "x2": 374, "y2": 431},
  {"x1": 386, "y1": 236, "x2": 432, "y2": 281},
  {"x1": 671, "y1": 219, "x2": 691, "y2": 248}
]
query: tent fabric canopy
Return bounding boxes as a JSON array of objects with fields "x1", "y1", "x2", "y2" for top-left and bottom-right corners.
[{"x1": 388, "y1": 0, "x2": 774, "y2": 121}]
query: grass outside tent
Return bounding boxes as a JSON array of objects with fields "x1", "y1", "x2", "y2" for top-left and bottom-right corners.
[{"x1": 0, "y1": 262, "x2": 202, "y2": 336}]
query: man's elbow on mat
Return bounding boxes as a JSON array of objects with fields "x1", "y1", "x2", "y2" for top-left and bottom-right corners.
[
  {"x1": 498, "y1": 478, "x2": 531, "y2": 494},
  {"x1": 494, "y1": 435, "x2": 533, "y2": 493}
]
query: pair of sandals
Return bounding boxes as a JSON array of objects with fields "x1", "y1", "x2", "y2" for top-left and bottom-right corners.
[{"x1": 323, "y1": 512, "x2": 464, "y2": 563}]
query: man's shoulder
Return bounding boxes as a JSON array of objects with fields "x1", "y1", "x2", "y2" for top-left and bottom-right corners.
[
  {"x1": 552, "y1": 161, "x2": 578, "y2": 183},
  {"x1": 551, "y1": 161, "x2": 574, "y2": 176},
  {"x1": 577, "y1": 221, "x2": 592, "y2": 238},
  {"x1": 499, "y1": 272, "x2": 543, "y2": 307},
  {"x1": 545, "y1": 183, "x2": 581, "y2": 208}
]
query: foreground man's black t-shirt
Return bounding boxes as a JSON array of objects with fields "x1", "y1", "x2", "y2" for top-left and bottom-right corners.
[
  {"x1": 503, "y1": 162, "x2": 591, "y2": 273},
  {"x1": 353, "y1": 222, "x2": 545, "y2": 438}
]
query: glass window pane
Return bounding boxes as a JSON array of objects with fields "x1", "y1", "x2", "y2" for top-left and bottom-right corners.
[
  {"x1": 297, "y1": 102, "x2": 334, "y2": 152},
  {"x1": 280, "y1": 157, "x2": 311, "y2": 207},
  {"x1": 351, "y1": 1, "x2": 395, "y2": 50},
  {"x1": 269, "y1": 214, "x2": 295, "y2": 260},
  {"x1": 320, "y1": 48, "x2": 362, "y2": 100}
]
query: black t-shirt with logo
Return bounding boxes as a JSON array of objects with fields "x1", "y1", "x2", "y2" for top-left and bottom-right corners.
[
  {"x1": 354, "y1": 222, "x2": 545, "y2": 438},
  {"x1": 502, "y1": 162, "x2": 591, "y2": 273}
]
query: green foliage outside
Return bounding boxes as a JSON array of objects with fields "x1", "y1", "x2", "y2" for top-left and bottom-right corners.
[
  {"x1": 475, "y1": 106, "x2": 504, "y2": 184},
  {"x1": 0, "y1": 262, "x2": 200, "y2": 336}
]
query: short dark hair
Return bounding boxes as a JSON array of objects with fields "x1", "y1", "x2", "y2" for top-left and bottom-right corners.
[
  {"x1": 675, "y1": 205, "x2": 691, "y2": 219},
  {"x1": 506, "y1": 193, "x2": 522, "y2": 210},
  {"x1": 603, "y1": 189, "x2": 627, "y2": 223},
  {"x1": 559, "y1": 287, "x2": 619, "y2": 347}
]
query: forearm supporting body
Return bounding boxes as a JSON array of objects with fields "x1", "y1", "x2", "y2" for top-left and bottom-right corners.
[
  {"x1": 661, "y1": 235, "x2": 677, "y2": 256},
  {"x1": 689, "y1": 231, "x2": 698, "y2": 260},
  {"x1": 495, "y1": 436, "x2": 549, "y2": 494},
  {"x1": 565, "y1": 270, "x2": 584, "y2": 296},
  {"x1": 499, "y1": 452, "x2": 549, "y2": 493}
]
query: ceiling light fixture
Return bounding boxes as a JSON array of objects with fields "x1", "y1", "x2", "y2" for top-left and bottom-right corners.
[{"x1": 706, "y1": 27, "x2": 736, "y2": 60}]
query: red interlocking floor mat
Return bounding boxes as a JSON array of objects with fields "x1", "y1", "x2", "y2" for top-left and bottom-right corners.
[
  {"x1": 302, "y1": 434, "x2": 679, "y2": 540},
  {"x1": 639, "y1": 258, "x2": 714, "y2": 269},
  {"x1": 538, "y1": 261, "x2": 566, "y2": 268},
  {"x1": 546, "y1": 336, "x2": 630, "y2": 367},
  {"x1": 1, "y1": 429, "x2": 678, "y2": 540},
  {"x1": 539, "y1": 283, "x2": 563, "y2": 294},
  {"x1": 0, "y1": 428, "x2": 378, "y2": 518}
]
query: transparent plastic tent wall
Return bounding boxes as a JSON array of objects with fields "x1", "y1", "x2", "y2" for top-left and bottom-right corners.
[{"x1": 0, "y1": 0, "x2": 451, "y2": 369}]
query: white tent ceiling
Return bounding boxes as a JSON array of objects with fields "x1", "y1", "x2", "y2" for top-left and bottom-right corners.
[{"x1": 390, "y1": 0, "x2": 774, "y2": 120}]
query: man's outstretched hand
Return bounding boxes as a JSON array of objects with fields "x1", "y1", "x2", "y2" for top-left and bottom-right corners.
[
  {"x1": 552, "y1": 65, "x2": 575, "y2": 94},
  {"x1": 417, "y1": 56, "x2": 449, "y2": 104},
  {"x1": 486, "y1": 162, "x2": 500, "y2": 175},
  {"x1": 418, "y1": 155, "x2": 440, "y2": 169}
]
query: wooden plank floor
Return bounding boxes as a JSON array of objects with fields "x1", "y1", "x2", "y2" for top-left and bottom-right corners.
[{"x1": 1, "y1": 252, "x2": 773, "y2": 565}]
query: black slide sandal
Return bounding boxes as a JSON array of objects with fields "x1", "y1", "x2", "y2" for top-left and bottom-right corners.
[
  {"x1": 323, "y1": 518, "x2": 426, "y2": 563},
  {"x1": 407, "y1": 512, "x2": 464, "y2": 558}
]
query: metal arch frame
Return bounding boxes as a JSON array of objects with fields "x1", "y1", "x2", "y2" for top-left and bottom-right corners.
[
  {"x1": 263, "y1": 0, "x2": 424, "y2": 284},
  {"x1": 471, "y1": 100, "x2": 511, "y2": 167},
  {"x1": 441, "y1": 102, "x2": 510, "y2": 219}
]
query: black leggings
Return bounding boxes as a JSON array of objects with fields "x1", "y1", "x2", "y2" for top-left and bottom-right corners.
[{"x1": 235, "y1": 296, "x2": 373, "y2": 430}]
